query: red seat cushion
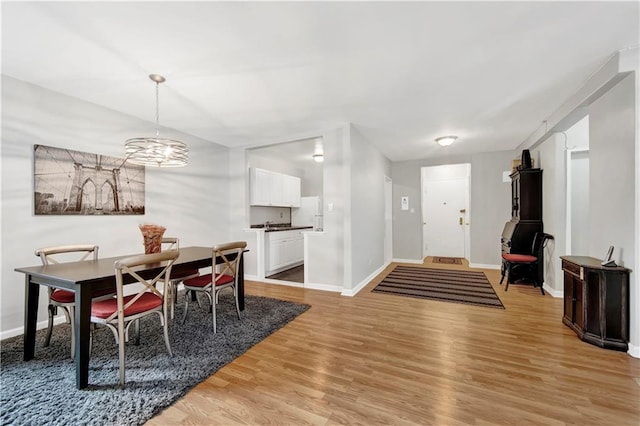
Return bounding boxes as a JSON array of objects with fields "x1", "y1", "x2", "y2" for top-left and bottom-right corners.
[
  {"x1": 183, "y1": 273, "x2": 234, "y2": 288},
  {"x1": 51, "y1": 289, "x2": 74, "y2": 303},
  {"x1": 50, "y1": 287, "x2": 115, "y2": 304},
  {"x1": 91, "y1": 293, "x2": 162, "y2": 319},
  {"x1": 502, "y1": 253, "x2": 537, "y2": 263}
]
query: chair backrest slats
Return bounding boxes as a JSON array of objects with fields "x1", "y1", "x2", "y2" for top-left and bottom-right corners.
[
  {"x1": 35, "y1": 244, "x2": 99, "y2": 265},
  {"x1": 161, "y1": 237, "x2": 179, "y2": 251},
  {"x1": 213, "y1": 241, "x2": 246, "y2": 283},
  {"x1": 108, "y1": 250, "x2": 180, "y2": 323}
]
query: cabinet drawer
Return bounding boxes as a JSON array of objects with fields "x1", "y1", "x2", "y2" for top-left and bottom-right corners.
[
  {"x1": 267, "y1": 230, "x2": 302, "y2": 242},
  {"x1": 562, "y1": 259, "x2": 581, "y2": 278}
]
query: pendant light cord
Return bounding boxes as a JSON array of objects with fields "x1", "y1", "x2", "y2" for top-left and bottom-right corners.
[{"x1": 155, "y1": 81, "x2": 160, "y2": 138}]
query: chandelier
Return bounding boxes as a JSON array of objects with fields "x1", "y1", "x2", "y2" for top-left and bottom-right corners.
[{"x1": 125, "y1": 74, "x2": 188, "y2": 167}]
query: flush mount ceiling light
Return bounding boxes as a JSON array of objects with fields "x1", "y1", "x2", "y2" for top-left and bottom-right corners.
[
  {"x1": 125, "y1": 74, "x2": 188, "y2": 167},
  {"x1": 435, "y1": 135, "x2": 458, "y2": 147},
  {"x1": 312, "y1": 138, "x2": 324, "y2": 163}
]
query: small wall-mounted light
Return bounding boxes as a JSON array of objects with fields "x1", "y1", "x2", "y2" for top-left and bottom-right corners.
[
  {"x1": 312, "y1": 138, "x2": 324, "y2": 162},
  {"x1": 435, "y1": 135, "x2": 458, "y2": 147}
]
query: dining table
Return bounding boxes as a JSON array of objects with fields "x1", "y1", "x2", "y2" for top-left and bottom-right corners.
[{"x1": 14, "y1": 246, "x2": 246, "y2": 390}]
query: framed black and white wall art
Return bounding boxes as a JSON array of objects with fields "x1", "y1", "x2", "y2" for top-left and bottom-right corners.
[{"x1": 34, "y1": 144, "x2": 145, "y2": 215}]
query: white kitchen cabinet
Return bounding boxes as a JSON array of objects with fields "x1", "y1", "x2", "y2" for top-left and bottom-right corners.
[
  {"x1": 282, "y1": 174, "x2": 301, "y2": 207},
  {"x1": 250, "y1": 168, "x2": 301, "y2": 207},
  {"x1": 266, "y1": 230, "x2": 304, "y2": 275},
  {"x1": 250, "y1": 168, "x2": 272, "y2": 206}
]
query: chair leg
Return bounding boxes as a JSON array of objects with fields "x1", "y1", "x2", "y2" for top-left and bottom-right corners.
[
  {"x1": 133, "y1": 319, "x2": 141, "y2": 345},
  {"x1": 117, "y1": 320, "x2": 126, "y2": 387},
  {"x1": 499, "y1": 262, "x2": 506, "y2": 285},
  {"x1": 182, "y1": 290, "x2": 189, "y2": 323},
  {"x1": 234, "y1": 287, "x2": 241, "y2": 320},
  {"x1": 504, "y1": 264, "x2": 511, "y2": 291},
  {"x1": 212, "y1": 287, "x2": 217, "y2": 334},
  {"x1": 68, "y1": 306, "x2": 75, "y2": 360},
  {"x1": 161, "y1": 312, "x2": 173, "y2": 357},
  {"x1": 44, "y1": 304, "x2": 56, "y2": 347},
  {"x1": 170, "y1": 281, "x2": 178, "y2": 320}
]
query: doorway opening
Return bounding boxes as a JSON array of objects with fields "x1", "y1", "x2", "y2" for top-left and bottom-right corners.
[
  {"x1": 421, "y1": 164, "x2": 471, "y2": 260},
  {"x1": 247, "y1": 137, "x2": 324, "y2": 285},
  {"x1": 564, "y1": 116, "x2": 590, "y2": 255}
]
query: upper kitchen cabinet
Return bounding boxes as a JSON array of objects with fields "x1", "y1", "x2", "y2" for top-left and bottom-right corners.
[
  {"x1": 250, "y1": 167, "x2": 301, "y2": 207},
  {"x1": 282, "y1": 174, "x2": 301, "y2": 207}
]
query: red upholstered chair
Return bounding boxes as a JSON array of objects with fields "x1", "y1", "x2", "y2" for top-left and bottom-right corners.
[
  {"x1": 500, "y1": 232, "x2": 554, "y2": 295},
  {"x1": 182, "y1": 241, "x2": 247, "y2": 333},
  {"x1": 35, "y1": 244, "x2": 114, "y2": 359},
  {"x1": 90, "y1": 250, "x2": 179, "y2": 386},
  {"x1": 161, "y1": 237, "x2": 200, "y2": 320}
]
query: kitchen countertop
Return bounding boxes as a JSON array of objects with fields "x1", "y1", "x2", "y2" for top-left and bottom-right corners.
[
  {"x1": 250, "y1": 225, "x2": 313, "y2": 232},
  {"x1": 265, "y1": 226, "x2": 313, "y2": 232}
]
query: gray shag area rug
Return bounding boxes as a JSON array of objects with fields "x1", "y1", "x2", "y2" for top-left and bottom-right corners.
[{"x1": 0, "y1": 292, "x2": 309, "y2": 425}]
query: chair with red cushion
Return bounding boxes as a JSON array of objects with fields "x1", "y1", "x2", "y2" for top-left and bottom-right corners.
[
  {"x1": 161, "y1": 237, "x2": 200, "y2": 320},
  {"x1": 182, "y1": 241, "x2": 247, "y2": 333},
  {"x1": 35, "y1": 244, "x2": 113, "y2": 359},
  {"x1": 90, "y1": 249, "x2": 179, "y2": 386},
  {"x1": 500, "y1": 232, "x2": 554, "y2": 295}
]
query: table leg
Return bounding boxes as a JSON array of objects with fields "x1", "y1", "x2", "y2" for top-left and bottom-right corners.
[
  {"x1": 74, "y1": 286, "x2": 92, "y2": 389},
  {"x1": 238, "y1": 253, "x2": 245, "y2": 311},
  {"x1": 23, "y1": 275, "x2": 39, "y2": 361}
]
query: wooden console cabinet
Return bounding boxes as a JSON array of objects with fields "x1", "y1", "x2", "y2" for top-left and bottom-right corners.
[{"x1": 561, "y1": 256, "x2": 630, "y2": 351}]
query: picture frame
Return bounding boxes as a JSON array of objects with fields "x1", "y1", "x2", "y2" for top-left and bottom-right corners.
[{"x1": 34, "y1": 144, "x2": 145, "y2": 215}]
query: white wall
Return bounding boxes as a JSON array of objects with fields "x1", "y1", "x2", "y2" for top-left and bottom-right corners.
[
  {"x1": 348, "y1": 125, "x2": 391, "y2": 290},
  {"x1": 589, "y1": 74, "x2": 635, "y2": 266},
  {"x1": 249, "y1": 206, "x2": 291, "y2": 226},
  {"x1": 392, "y1": 150, "x2": 515, "y2": 267},
  {"x1": 1, "y1": 76, "x2": 232, "y2": 336},
  {"x1": 468, "y1": 151, "x2": 516, "y2": 267},
  {"x1": 533, "y1": 134, "x2": 566, "y2": 296},
  {"x1": 230, "y1": 126, "x2": 349, "y2": 290},
  {"x1": 523, "y1": 49, "x2": 638, "y2": 357}
]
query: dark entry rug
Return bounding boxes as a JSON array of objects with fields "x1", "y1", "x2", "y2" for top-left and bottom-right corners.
[
  {"x1": 373, "y1": 266, "x2": 504, "y2": 309},
  {"x1": 432, "y1": 256, "x2": 463, "y2": 265},
  {"x1": 0, "y1": 293, "x2": 309, "y2": 426}
]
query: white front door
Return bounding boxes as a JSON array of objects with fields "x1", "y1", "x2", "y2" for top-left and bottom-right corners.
[{"x1": 422, "y1": 176, "x2": 469, "y2": 258}]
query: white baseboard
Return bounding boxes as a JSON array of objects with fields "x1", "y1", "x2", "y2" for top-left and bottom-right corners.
[
  {"x1": 391, "y1": 258, "x2": 423, "y2": 264},
  {"x1": 542, "y1": 285, "x2": 563, "y2": 298},
  {"x1": 628, "y1": 342, "x2": 640, "y2": 359},
  {"x1": 305, "y1": 282, "x2": 342, "y2": 293},
  {"x1": 1, "y1": 316, "x2": 67, "y2": 341},
  {"x1": 262, "y1": 278, "x2": 304, "y2": 288},
  {"x1": 254, "y1": 276, "x2": 342, "y2": 293},
  {"x1": 342, "y1": 263, "x2": 388, "y2": 297},
  {"x1": 469, "y1": 263, "x2": 501, "y2": 270}
]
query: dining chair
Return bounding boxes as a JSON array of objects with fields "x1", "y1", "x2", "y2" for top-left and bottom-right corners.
[
  {"x1": 161, "y1": 237, "x2": 200, "y2": 319},
  {"x1": 90, "y1": 249, "x2": 179, "y2": 386},
  {"x1": 35, "y1": 244, "x2": 114, "y2": 359},
  {"x1": 182, "y1": 241, "x2": 247, "y2": 333},
  {"x1": 500, "y1": 232, "x2": 554, "y2": 295}
]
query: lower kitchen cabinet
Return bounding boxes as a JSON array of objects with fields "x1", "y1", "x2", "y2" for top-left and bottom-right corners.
[{"x1": 266, "y1": 230, "x2": 303, "y2": 275}]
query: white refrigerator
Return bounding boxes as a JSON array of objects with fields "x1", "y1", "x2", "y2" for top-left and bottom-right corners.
[{"x1": 291, "y1": 196, "x2": 323, "y2": 230}]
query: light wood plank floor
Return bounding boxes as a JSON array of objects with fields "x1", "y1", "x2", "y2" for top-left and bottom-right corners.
[{"x1": 148, "y1": 259, "x2": 640, "y2": 425}]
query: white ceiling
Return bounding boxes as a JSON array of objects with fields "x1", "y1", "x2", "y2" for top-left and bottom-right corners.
[{"x1": 2, "y1": 1, "x2": 638, "y2": 162}]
